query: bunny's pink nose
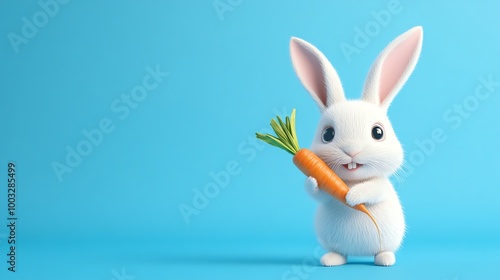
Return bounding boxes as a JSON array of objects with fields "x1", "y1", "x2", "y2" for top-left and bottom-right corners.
[{"x1": 342, "y1": 150, "x2": 361, "y2": 158}]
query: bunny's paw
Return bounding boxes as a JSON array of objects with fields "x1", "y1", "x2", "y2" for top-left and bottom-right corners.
[
  {"x1": 345, "y1": 187, "x2": 366, "y2": 207},
  {"x1": 320, "y1": 252, "x2": 347, "y2": 266},
  {"x1": 304, "y1": 176, "x2": 319, "y2": 193},
  {"x1": 374, "y1": 251, "x2": 395, "y2": 266}
]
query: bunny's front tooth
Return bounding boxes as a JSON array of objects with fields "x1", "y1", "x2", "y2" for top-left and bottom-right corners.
[{"x1": 347, "y1": 163, "x2": 358, "y2": 170}]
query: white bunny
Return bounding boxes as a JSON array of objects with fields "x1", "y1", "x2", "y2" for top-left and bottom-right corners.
[{"x1": 290, "y1": 26, "x2": 423, "y2": 266}]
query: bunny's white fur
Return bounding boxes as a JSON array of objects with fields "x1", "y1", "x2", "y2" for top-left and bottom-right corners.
[{"x1": 290, "y1": 27, "x2": 423, "y2": 266}]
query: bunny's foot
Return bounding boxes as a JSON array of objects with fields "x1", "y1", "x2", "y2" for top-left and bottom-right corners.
[
  {"x1": 320, "y1": 252, "x2": 347, "y2": 266},
  {"x1": 374, "y1": 251, "x2": 395, "y2": 266}
]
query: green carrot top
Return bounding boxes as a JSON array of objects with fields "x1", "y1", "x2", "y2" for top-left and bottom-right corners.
[{"x1": 255, "y1": 109, "x2": 300, "y2": 155}]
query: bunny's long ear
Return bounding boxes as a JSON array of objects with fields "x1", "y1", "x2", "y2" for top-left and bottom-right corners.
[
  {"x1": 290, "y1": 37, "x2": 346, "y2": 111},
  {"x1": 362, "y1": 26, "x2": 423, "y2": 111}
]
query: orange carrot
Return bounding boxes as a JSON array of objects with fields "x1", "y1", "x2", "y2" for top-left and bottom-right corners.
[
  {"x1": 294, "y1": 149, "x2": 381, "y2": 244},
  {"x1": 256, "y1": 109, "x2": 381, "y2": 249}
]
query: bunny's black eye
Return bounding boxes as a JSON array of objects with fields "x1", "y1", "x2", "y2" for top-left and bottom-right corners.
[
  {"x1": 372, "y1": 125, "x2": 384, "y2": 141},
  {"x1": 322, "y1": 127, "x2": 335, "y2": 143}
]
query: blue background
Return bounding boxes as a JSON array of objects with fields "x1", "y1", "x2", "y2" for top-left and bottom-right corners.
[{"x1": 1, "y1": 0, "x2": 499, "y2": 279}]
